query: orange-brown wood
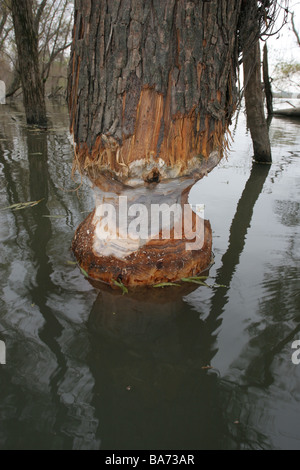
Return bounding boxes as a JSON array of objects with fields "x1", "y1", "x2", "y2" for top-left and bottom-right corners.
[
  {"x1": 72, "y1": 210, "x2": 213, "y2": 288},
  {"x1": 74, "y1": 84, "x2": 226, "y2": 188}
]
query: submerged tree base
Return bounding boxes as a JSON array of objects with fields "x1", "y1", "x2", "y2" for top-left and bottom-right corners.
[
  {"x1": 72, "y1": 212, "x2": 212, "y2": 288},
  {"x1": 72, "y1": 178, "x2": 213, "y2": 288}
]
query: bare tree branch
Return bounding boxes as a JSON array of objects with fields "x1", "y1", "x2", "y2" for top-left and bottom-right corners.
[
  {"x1": 6, "y1": 78, "x2": 21, "y2": 98},
  {"x1": 0, "y1": 9, "x2": 8, "y2": 38},
  {"x1": 34, "y1": 0, "x2": 48, "y2": 34},
  {"x1": 41, "y1": 0, "x2": 60, "y2": 67},
  {"x1": 43, "y1": 41, "x2": 71, "y2": 79},
  {"x1": 0, "y1": 24, "x2": 13, "y2": 51},
  {"x1": 291, "y1": 11, "x2": 300, "y2": 47},
  {"x1": 43, "y1": 0, "x2": 69, "y2": 78}
]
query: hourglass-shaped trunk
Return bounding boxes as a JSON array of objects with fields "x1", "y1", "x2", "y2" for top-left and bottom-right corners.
[{"x1": 68, "y1": 0, "x2": 244, "y2": 286}]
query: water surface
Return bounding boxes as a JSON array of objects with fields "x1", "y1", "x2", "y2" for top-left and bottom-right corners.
[{"x1": 0, "y1": 102, "x2": 299, "y2": 450}]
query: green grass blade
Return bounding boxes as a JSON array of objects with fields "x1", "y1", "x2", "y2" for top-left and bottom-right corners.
[
  {"x1": 0, "y1": 199, "x2": 44, "y2": 212},
  {"x1": 153, "y1": 282, "x2": 181, "y2": 288},
  {"x1": 112, "y1": 280, "x2": 129, "y2": 295},
  {"x1": 80, "y1": 267, "x2": 89, "y2": 278}
]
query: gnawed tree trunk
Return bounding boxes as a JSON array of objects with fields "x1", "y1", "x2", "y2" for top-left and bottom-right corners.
[
  {"x1": 69, "y1": 1, "x2": 241, "y2": 185},
  {"x1": 11, "y1": 0, "x2": 47, "y2": 127},
  {"x1": 67, "y1": 0, "x2": 269, "y2": 287},
  {"x1": 243, "y1": 40, "x2": 272, "y2": 163}
]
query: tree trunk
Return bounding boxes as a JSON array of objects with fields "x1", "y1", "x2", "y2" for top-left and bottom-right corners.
[
  {"x1": 67, "y1": 0, "x2": 260, "y2": 287},
  {"x1": 11, "y1": 0, "x2": 47, "y2": 127},
  {"x1": 243, "y1": 41, "x2": 272, "y2": 163},
  {"x1": 263, "y1": 43, "x2": 273, "y2": 117},
  {"x1": 68, "y1": 0, "x2": 242, "y2": 187}
]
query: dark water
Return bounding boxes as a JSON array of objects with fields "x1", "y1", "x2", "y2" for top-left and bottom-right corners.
[{"x1": 0, "y1": 102, "x2": 299, "y2": 450}]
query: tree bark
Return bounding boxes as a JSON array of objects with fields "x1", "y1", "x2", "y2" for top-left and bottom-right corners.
[
  {"x1": 263, "y1": 43, "x2": 273, "y2": 117},
  {"x1": 11, "y1": 0, "x2": 47, "y2": 127},
  {"x1": 68, "y1": 0, "x2": 243, "y2": 188},
  {"x1": 243, "y1": 41, "x2": 272, "y2": 163},
  {"x1": 68, "y1": 0, "x2": 274, "y2": 287}
]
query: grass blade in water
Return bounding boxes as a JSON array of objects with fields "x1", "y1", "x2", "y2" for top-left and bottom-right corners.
[
  {"x1": 181, "y1": 277, "x2": 209, "y2": 287},
  {"x1": 153, "y1": 283, "x2": 181, "y2": 288},
  {"x1": 112, "y1": 280, "x2": 129, "y2": 295},
  {"x1": 0, "y1": 199, "x2": 44, "y2": 212},
  {"x1": 80, "y1": 267, "x2": 89, "y2": 278},
  {"x1": 67, "y1": 261, "x2": 78, "y2": 266}
]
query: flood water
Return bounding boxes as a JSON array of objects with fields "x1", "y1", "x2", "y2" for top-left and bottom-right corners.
[{"x1": 0, "y1": 102, "x2": 299, "y2": 450}]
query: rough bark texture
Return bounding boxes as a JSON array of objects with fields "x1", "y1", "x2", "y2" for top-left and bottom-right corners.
[
  {"x1": 243, "y1": 41, "x2": 272, "y2": 163},
  {"x1": 67, "y1": 0, "x2": 278, "y2": 286},
  {"x1": 263, "y1": 43, "x2": 273, "y2": 117},
  {"x1": 68, "y1": 0, "x2": 243, "y2": 187},
  {"x1": 11, "y1": 0, "x2": 47, "y2": 127}
]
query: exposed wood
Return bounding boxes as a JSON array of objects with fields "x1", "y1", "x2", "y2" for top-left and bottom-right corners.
[
  {"x1": 68, "y1": 0, "x2": 279, "y2": 286},
  {"x1": 72, "y1": 148, "x2": 221, "y2": 286},
  {"x1": 68, "y1": 0, "x2": 242, "y2": 188},
  {"x1": 72, "y1": 198, "x2": 213, "y2": 288}
]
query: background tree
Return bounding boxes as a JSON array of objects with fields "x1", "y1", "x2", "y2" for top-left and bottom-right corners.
[
  {"x1": 291, "y1": 10, "x2": 300, "y2": 47},
  {"x1": 272, "y1": 7, "x2": 300, "y2": 93},
  {"x1": 36, "y1": 0, "x2": 73, "y2": 97},
  {"x1": 0, "y1": 0, "x2": 73, "y2": 103},
  {"x1": 0, "y1": 1, "x2": 14, "y2": 88},
  {"x1": 243, "y1": 40, "x2": 272, "y2": 163},
  {"x1": 11, "y1": 0, "x2": 47, "y2": 126},
  {"x1": 263, "y1": 43, "x2": 273, "y2": 117},
  {"x1": 273, "y1": 60, "x2": 300, "y2": 92},
  {"x1": 0, "y1": 2, "x2": 13, "y2": 52},
  {"x1": 239, "y1": 0, "x2": 287, "y2": 164}
]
